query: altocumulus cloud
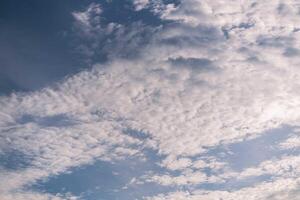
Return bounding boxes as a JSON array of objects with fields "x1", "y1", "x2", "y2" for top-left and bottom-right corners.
[{"x1": 1, "y1": 0, "x2": 300, "y2": 199}]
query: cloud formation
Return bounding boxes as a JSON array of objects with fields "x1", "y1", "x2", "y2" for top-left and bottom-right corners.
[{"x1": 2, "y1": 0, "x2": 300, "y2": 199}]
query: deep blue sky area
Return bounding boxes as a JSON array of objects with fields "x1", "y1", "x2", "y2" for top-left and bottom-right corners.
[
  {"x1": 0, "y1": 0, "x2": 86, "y2": 94},
  {"x1": 0, "y1": 0, "x2": 177, "y2": 95}
]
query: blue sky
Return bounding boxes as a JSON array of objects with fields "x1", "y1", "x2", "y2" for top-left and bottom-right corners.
[
  {"x1": 0, "y1": 0, "x2": 170, "y2": 94},
  {"x1": 1, "y1": 0, "x2": 300, "y2": 200}
]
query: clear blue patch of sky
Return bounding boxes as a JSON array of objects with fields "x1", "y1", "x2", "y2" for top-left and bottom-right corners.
[
  {"x1": 0, "y1": 0, "x2": 87, "y2": 94},
  {"x1": 0, "y1": 0, "x2": 180, "y2": 95},
  {"x1": 212, "y1": 125, "x2": 295, "y2": 171},
  {"x1": 30, "y1": 148, "x2": 175, "y2": 200},
  {"x1": 0, "y1": 149, "x2": 32, "y2": 171},
  {"x1": 16, "y1": 114, "x2": 77, "y2": 127}
]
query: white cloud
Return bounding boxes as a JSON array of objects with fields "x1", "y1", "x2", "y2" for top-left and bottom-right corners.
[
  {"x1": 133, "y1": 0, "x2": 150, "y2": 11},
  {"x1": 238, "y1": 155, "x2": 300, "y2": 179},
  {"x1": 146, "y1": 177, "x2": 300, "y2": 200},
  {"x1": 2, "y1": 0, "x2": 300, "y2": 199},
  {"x1": 146, "y1": 172, "x2": 221, "y2": 186},
  {"x1": 280, "y1": 136, "x2": 300, "y2": 149},
  {"x1": 71, "y1": 3, "x2": 123, "y2": 61},
  {"x1": 279, "y1": 133, "x2": 300, "y2": 150},
  {"x1": 72, "y1": 3, "x2": 102, "y2": 36}
]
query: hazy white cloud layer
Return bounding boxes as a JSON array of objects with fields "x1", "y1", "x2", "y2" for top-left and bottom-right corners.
[{"x1": 1, "y1": 0, "x2": 300, "y2": 199}]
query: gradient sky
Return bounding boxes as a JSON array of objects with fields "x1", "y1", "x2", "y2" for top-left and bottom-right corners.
[{"x1": 1, "y1": 0, "x2": 300, "y2": 200}]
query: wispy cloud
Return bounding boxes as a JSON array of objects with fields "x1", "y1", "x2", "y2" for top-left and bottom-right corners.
[{"x1": 2, "y1": 0, "x2": 300, "y2": 199}]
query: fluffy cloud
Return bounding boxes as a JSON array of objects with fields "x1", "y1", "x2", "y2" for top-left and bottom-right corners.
[
  {"x1": 72, "y1": 3, "x2": 102, "y2": 36},
  {"x1": 279, "y1": 131, "x2": 300, "y2": 150},
  {"x1": 2, "y1": 0, "x2": 300, "y2": 199},
  {"x1": 133, "y1": 0, "x2": 150, "y2": 11}
]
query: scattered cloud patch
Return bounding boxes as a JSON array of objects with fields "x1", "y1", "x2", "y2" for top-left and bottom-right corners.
[
  {"x1": 133, "y1": 0, "x2": 150, "y2": 11},
  {"x1": 2, "y1": 0, "x2": 300, "y2": 199}
]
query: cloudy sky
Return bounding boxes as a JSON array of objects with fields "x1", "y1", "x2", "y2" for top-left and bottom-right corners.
[{"x1": 1, "y1": 0, "x2": 300, "y2": 199}]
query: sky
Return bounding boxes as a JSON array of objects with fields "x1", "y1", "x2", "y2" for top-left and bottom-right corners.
[{"x1": 1, "y1": 0, "x2": 300, "y2": 199}]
